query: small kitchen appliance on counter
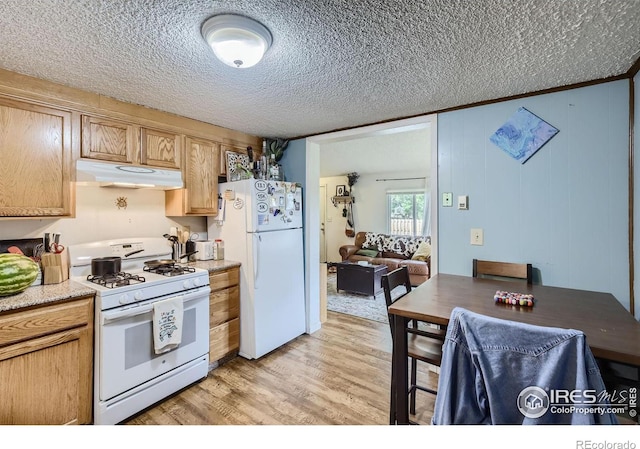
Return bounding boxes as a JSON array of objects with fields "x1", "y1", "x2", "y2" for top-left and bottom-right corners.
[
  {"x1": 194, "y1": 240, "x2": 215, "y2": 261},
  {"x1": 68, "y1": 237, "x2": 210, "y2": 425}
]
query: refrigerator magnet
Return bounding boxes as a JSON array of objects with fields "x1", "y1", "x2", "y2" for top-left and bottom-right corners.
[
  {"x1": 286, "y1": 193, "x2": 294, "y2": 210},
  {"x1": 233, "y1": 198, "x2": 244, "y2": 209},
  {"x1": 258, "y1": 214, "x2": 269, "y2": 225}
]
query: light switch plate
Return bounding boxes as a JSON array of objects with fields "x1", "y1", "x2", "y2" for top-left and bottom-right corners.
[
  {"x1": 458, "y1": 195, "x2": 468, "y2": 210},
  {"x1": 471, "y1": 228, "x2": 483, "y2": 245},
  {"x1": 442, "y1": 192, "x2": 453, "y2": 207}
]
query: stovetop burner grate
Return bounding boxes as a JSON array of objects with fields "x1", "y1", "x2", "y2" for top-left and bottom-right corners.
[
  {"x1": 143, "y1": 263, "x2": 196, "y2": 277},
  {"x1": 86, "y1": 272, "x2": 146, "y2": 289}
]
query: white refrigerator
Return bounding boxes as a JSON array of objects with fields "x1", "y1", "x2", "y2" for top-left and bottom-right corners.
[{"x1": 207, "y1": 179, "x2": 305, "y2": 359}]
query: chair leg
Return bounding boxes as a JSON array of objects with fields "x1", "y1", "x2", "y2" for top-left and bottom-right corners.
[
  {"x1": 410, "y1": 358, "x2": 417, "y2": 415},
  {"x1": 389, "y1": 384, "x2": 395, "y2": 425}
]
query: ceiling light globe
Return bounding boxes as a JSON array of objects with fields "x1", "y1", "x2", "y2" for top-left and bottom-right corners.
[{"x1": 202, "y1": 14, "x2": 272, "y2": 69}]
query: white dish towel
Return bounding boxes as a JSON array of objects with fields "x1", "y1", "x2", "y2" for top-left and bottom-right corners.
[{"x1": 152, "y1": 296, "x2": 183, "y2": 354}]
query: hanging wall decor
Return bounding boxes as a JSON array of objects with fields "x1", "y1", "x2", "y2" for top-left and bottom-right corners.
[
  {"x1": 115, "y1": 196, "x2": 128, "y2": 210},
  {"x1": 489, "y1": 107, "x2": 559, "y2": 164},
  {"x1": 226, "y1": 151, "x2": 251, "y2": 181}
]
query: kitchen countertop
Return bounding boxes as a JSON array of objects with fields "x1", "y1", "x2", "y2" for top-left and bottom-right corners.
[
  {"x1": 0, "y1": 280, "x2": 96, "y2": 314},
  {"x1": 0, "y1": 259, "x2": 242, "y2": 314},
  {"x1": 185, "y1": 259, "x2": 241, "y2": 272}
]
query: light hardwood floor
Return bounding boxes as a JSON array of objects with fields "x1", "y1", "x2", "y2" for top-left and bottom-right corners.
[{"x1": 124, "y1": 311, "x2": 438, "y2": 425}]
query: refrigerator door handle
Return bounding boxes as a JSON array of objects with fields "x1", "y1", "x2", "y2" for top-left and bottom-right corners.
[{"x1": 253, "y1": 234, "x2": 261, "y2": 288}]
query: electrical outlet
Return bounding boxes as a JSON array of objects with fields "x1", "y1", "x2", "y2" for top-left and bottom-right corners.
[
  {"x1": 442, "y1": 192, "x2": 453, "y2": 207},
  {"x1": 470, "y1": 228, "x2": 483, "y2": 246}
]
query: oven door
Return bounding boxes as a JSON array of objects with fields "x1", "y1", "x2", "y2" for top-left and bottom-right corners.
[{"x1": 99, "y1": 286, "x2": 210, "y2": 401}]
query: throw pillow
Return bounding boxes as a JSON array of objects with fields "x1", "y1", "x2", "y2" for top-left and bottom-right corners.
[
  {"x1": 363, "y1": 232, "x2": 384, "y2": 251},
  {"x1": 411, "y1": 242, "x2": 431, "y2": 261},
  {"x1": 356, "y1": 247, "x2": 379, "y2": 257}
]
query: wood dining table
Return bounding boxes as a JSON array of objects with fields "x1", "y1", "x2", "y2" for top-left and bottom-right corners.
[{"x1": 387, "y1": 273, "x2": 640, "y2": 425}]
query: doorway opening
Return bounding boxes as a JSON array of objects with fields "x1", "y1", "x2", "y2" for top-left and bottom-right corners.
[{"x1": 306, "y1": 115, "x2": 438, "y2": 327}]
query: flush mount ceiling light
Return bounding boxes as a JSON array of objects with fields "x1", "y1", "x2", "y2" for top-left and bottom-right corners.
[{"x1": 201, "y1": 14, "x2": 272, "y2": 69}]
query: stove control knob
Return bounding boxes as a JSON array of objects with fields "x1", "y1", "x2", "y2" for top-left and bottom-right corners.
[
  {"x1": 193, "y1": 277, "x2": 202, "y2": 287},
  {"x1": 134, "y1": 291, "x2": 144, "y2": 301},
  {"x1": 119, "y1": 294, "x2": 130, "y2": 305},
  {"x1": 182, "y1": 279, "x2": 193, "y2": 289}
]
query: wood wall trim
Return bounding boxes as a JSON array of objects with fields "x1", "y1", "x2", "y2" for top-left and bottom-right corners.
[
  {"x1": 626, "y1": 55, "x2": 640, "y2": 79},
  {"x1": 0, "y1": 68, "x2": 261, "y2": 147},
  {"x1": 295, "y1": 72, "x2": 634, "y2": 140},
  {"x1": 630, "y1": 76, "x2": 636, "y2": 317}
]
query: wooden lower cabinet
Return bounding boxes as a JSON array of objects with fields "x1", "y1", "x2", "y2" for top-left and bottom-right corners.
[
  {"x1": 0, "y1": 296, "x2": 94, "y2": 425},
  {"x1": 209, "y1": 318, "x2": 240, "y2": 362},
  {"x1": 209, "y1": 267, "x2": 240, "y2": 362}
]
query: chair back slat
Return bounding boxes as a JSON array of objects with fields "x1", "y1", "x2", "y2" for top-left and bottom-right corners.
[
  {"x1": 381, "y1": 267, "x2": 412, "y2": 334},
  {"x1": 472, "y1": 259, "x2": 533, "y2": 284}
]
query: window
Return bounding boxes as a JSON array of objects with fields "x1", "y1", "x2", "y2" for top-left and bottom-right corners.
[{"x1": 387, "y1": 191, "x2": 425, "y2": 236}]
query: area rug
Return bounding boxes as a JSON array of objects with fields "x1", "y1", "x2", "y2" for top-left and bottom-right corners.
[{"x1": 326, "y1": 272, "x2": 389, "y2": 323}]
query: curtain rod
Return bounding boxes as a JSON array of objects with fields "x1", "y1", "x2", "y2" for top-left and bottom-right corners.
[{"x1": 375, "y1": 177, "x2": 426, "y2": 182}]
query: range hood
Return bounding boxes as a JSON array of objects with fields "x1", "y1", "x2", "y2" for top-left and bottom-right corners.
[{"x1": 76, "y1": 159, "x2": 183, "y2": 190}]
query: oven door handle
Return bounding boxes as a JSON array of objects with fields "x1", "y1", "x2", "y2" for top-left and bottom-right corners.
[
  {"x1": 103, "y1": 304, "x2": 155, "y2": 324},
  {"x1": 101, "y1": 288, "x2": 208, "y2": 325}
]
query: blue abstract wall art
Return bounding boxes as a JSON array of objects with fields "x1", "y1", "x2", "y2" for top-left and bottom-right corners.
[{"x1": 489, "y1": 107, "x2": 559, "y2": 164}]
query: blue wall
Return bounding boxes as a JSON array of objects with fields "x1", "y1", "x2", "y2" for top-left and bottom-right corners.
[
  {"x1": 280, "y1": 138, "x2": 307, "y2": 186},
  {"x1": 438, "y1": 80, "x2": 631, "y2": 311}
]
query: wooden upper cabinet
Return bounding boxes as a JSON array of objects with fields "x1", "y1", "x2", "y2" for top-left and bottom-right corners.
[
  {"x1": 81, "y1": 116, "x2": 181, "y2": 170},
  {"x1": 165, "y1": 136, "x2": 219, "y2": 216},
  {"x1": 0, "y1": 98, "x2": 73, "y2": 217},
  {"x1": 140, "y1": 127, "x2": 181, "y2": 170},
  {"x1": 81, "y1": 115, "x2": 136, "y2": 163}
]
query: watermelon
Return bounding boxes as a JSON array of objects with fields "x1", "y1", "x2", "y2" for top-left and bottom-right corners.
[{"x1": 0, "y1": 253, "x2": 40, "y2": 297}]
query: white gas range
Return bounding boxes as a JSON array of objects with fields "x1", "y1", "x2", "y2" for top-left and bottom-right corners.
[{"x1": 69, "y1": 237, "x2": 211, "y2": 425}]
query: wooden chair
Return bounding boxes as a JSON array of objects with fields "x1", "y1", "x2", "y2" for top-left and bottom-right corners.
[
  {"x1": 472, "y1": 259, "x2": 533, "y2": 284},
  {"x1": 382, "y1": 266, "x2": 445, "y2": 421}
]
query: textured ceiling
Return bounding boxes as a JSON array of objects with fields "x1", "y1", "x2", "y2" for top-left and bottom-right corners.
[
  {"x1": 0, "y1": 1, "x2": 638, "y2": 139},
  {"x1": 320, "y1": 126, "x2": 431, "y2": 177}
]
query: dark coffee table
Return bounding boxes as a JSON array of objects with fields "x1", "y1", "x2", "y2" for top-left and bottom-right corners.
[{"x1": 336, "y1": 262, "x2": 388, "y2": 297}]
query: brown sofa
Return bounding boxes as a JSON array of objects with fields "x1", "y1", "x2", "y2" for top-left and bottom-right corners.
[{"x1": 338, "y1": 231, "x2": 431, "y2": 285}]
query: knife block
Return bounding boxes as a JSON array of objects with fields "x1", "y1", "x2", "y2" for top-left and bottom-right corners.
[{"x1": 41, "y1": 251, "x2": 69, "y2": 284}]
